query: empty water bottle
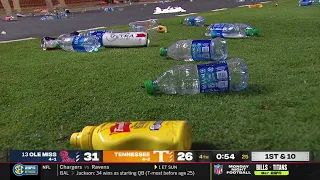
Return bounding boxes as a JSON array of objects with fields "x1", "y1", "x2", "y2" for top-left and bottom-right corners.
[
  {"x1": 41, "y1": 16, "x2": 54, "y2": 20},
  {"x1": 41, "y1": 37, "x2": 60, "y2": 50},
  {"x1": 298, "y1": 0, "x2": 313, "y2": 6},
  {"x1": 160, "y1": 38, "x2": 227, "y2": 61},
  {"x1": 144, "y1": 58, "x2": 248, "y2": 95},
  {"x1": 59, "y1": 36, "x2": 100, "y2": 52},
  {"x1": 70, "y1": 30, "x2": 113, "y2": 46},
  {"x1": 205, "y1": 23, "x2": 259, "y2": 38},
  {"x1": 181, "y1": 16, "x2": 205, "y2": 27},
  {"x1": 129, "y1": 19, "x2": 159, "y2": 32}
]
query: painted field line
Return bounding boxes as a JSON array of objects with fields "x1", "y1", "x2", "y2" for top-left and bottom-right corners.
[
  {"x1": 0, "y1": 37, "x2": 36, "y2": 44},
  {"x1": 211, "y1": 8, "x2": 227, "y2": 12},
  {"x1": 261, "y1": 1, "x2": 272, "y2": 3},
  {"x1": 77, "y1": 26, "x2": 106, "y2": 32},
  {"x1": 176, "y1": 13, "x2": 198, "y2": 17}
]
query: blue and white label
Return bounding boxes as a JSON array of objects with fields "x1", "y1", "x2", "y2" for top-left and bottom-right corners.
[
  {"x1": 72, "y1": 36, "x2": 87, "y2": 52},
  {"x1": 211, "y1": 23, "x2": 232, "y2": 37},
  {"x1": 150, "y1": 121, "x2": 163, "y2": 130},
  {"x1": 90, "y1": 30, "x2": 107, "y2": 46},
  {"x1": 191, "y1": 40, "x2": 212, "y2": 61},
  {"x1": 197, "y1": 61, "x2": 230, "y2": 92},
  {"x1": 187, "y1": 17, "x2": 196, "y2": 26}
]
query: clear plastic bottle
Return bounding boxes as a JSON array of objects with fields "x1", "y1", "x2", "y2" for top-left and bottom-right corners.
[
  {"x1": 59, "y1": 36, "x2": 101, "y2": 52},
  {"x1": 181, "y1": 16, "x2": 205, "y2": 27},
  {"x1": 129, "y1": 19, "x2": 159, "y2": 32},
  {"x1": 205, "y1": 23, "x2": 259, "y2": 38},
  {"x1": 70, "y1": 30, "x2": 113, "y2": 45},
  {"x1": 298, "y1": 0, "x2": 312, "y2": 6},
  {"x1": 40, "y1": 16, "x2": 54, "y2": 20},
  {"x1": 144, "y1": 58, "x2": 248, "y2": 95},
  {"x1": 160, "y1": 38, "x2": 227, "y2": 61}
]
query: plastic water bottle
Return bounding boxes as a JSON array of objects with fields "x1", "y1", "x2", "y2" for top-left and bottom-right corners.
[
  {"x1": 129, "y1": 19, "x2": 159, "y2": 32},
  {"x1": 181, "y1": 16, "x2": 205, "y2": 27},
  {"x1": 41, "y1": 37, "x2": 60, "y2": 50},
  {"x1": 160, "y1": 38, "x2": 227, "y2": 61},
  {"x1": 59, "y1": 36, "x2": 100, "y2": 52},
  {"x1": 144, "y1": 58, "x2": 248, "y2": 95},
  {"x1": 299, "y1": 0, "x2": 312, "y2": 6},
  {"x1": 41, "y1": 16, "x2": 54, "y2": 20},
  {"x1": 70, "y1": 30, "x2": 113, "y2": 46},
  {"x1": 205, "y1": 23, "x2": 259, "y2": 38}
]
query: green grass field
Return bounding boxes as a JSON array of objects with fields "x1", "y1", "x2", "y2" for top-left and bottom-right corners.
[{"x1": 0, "y1": 0, "x2": 319, "y2": 159}]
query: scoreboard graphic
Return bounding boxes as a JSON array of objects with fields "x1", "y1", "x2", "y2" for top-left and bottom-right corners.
[{"x1": 1, "y1": 150, "x2": 319, "y2": 180}]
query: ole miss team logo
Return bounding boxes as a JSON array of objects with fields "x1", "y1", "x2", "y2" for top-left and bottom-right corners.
[{"x1": 110, "y1": 122, "x2": 132, "y2": 135}]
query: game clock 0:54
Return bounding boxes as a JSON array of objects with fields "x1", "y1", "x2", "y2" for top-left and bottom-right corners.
[{"x1": 215, "y1": 153, "x2": 236, "y2": 161}]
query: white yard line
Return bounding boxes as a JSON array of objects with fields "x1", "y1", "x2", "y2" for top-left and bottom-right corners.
[
  {"x1": 77, "y1": 26, "x2": 106, "y2": 32},
  {"x1": 176, "y1": 13, "x2": 198, "y2": 17},
  {"x1": 0, "y1": 37, "x2": 36, "y2": 44},
  {"x1": 238, "y1": 5, "x2": 249, "y2": 7},
  {"x1": 211, "y1": 8, "x2": 227, "y2": 12},
  {"x1": 261, "y1": 1, "x2": 272, "y2": 3}
]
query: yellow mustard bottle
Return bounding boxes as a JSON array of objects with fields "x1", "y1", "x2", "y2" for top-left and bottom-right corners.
[{"x1": 70, "y1": 120, "x2": 192, "y2": 150}]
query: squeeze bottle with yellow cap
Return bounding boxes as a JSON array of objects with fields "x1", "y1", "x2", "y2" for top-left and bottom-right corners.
[{"x1": 70, "y1": 120, "x2": 192, "y2": 150}]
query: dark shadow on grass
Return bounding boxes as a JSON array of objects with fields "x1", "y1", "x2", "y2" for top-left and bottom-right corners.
[{"x1": 192, "y1": 142, "x2": 219, "y2": 150}]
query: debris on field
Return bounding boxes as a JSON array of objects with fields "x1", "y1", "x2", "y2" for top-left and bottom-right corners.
[
  {"x1": 1, "y1": 31, "x2": 6, "y2": 35},
  {"x1": 153, "y1": 6, "x2": 186, "y2": 14}
]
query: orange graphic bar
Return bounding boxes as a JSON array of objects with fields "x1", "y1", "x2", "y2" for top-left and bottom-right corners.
[{"x1": 103, "y1": 150, "x2": 175, "y2": 163}]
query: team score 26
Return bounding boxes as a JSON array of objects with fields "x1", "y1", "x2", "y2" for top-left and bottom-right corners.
[
  {"x1": 265, "y1": 153, "x2": 296, "y2": 160},
  {"x1": 177, "y1": 152, "x2": 193, "y2": 161},
  {"x1": 83, "y1": 152, "x2": 100, "y2": 162}
]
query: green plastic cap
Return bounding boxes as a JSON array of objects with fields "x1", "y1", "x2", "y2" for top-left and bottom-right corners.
[
  {"x1": 144, "y1": 80, "x2": 155, "y2": 94},
  {"x1": 160, "y1": 48, "x2": 168, "y2": 56},
  {"x1": 180, "y1": 20, "x2": 183, "y2": 24},
  {"x1": 252, "y1": 28, "x2": 259, "y2": 36}
]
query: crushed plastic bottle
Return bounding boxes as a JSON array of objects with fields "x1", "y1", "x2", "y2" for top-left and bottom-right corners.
[
  {"x1": 59, "y1": 36, "x2": 100, "y2": 52},
  {"x1": 205, "y1": 23, "x2": 259, "y2": 38},
  {"x1": 40, "y1": 16, "x2": 54, "y2": 20},
  {"x1": 70, "y1": 30, "x2": 113, "y2": 46},
  {"x1": 160, "y1": 38, "x2": 227, "y2": 61},
  {"x1": 41, "y1": 37, "x2": 60, "y2": 50},
  {"x1": 144, "y1": 58, "x2": 248, "y2": 95},
  {"x1": 129, "y1": 19, "x2": 159, "y2": 32},
  {"x1": 181, "y1": 16, "x2": 205, "y2": 27},
  {"x1": 102, "y1": 7, "x2": 114, "y2": 12}
]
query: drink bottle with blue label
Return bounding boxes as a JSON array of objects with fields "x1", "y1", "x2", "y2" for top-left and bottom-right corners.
[
  {"x1": 181, "y1": 16, "x2": 205, "y2": 27},
  {"x1": 205, "y1": 23, "x2": 259, "y2": 38},
  {"x1": 144, "y1": 58, "x2": 248, "y2": 95},
  {"x1": 58, "y1": 36, "x2": 101, "y2": 52},
  {"x1": 70, "y1": 30, "x2": 113, "y2": 46},
  {"x1": 160, "y1": 38, "x2": 227, "y2": 61},
  {"x1": 298, "y1": 0, "x2": 313, "y2": 6}
]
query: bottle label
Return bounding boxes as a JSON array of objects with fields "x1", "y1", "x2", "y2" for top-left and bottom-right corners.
[
  {"x1": 102, "y1": 32, "x2": 148, "y2": 47},
  {"x1": 72, "y1": 36, "x2": 87, "y2": 52},
  {"x1": 197, "y1": 61, "x2": 230, "y2": 92},
  {"x1": 90, "y1": 30, "x2": 107, "y2": 45},
  {"x1": 211, "y1": 23, "x2": 232, "y2": 37},
  {"x1": 187, "y1": 17, "x2": 196, "y2": 26},
  {"x1": 191, "y1": 40, "x2": 212, "y2": 60},
  {"x1": 110, "y1": 122, "x2": 132, "y2": 134}
]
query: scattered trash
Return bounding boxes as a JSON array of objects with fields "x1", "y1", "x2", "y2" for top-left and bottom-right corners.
[
  {"x1": 41, "y1": 37, "x2": 60, "y2": 50},
  {"x1": 101, "y1": 32, "x2": 150, "y2": 47},
  {"x1": 40, "y1": 16, "x2": 55, "y2": 21},
  {"x1": 102, "y1": 7, "x2": 115, "y2": 12},
  {"x1": 275, "y1": 3, "x2": 278, "y2": 6},
  {"x1": 129, "y1": 19, "x2": 159, "y2": 32},
  {"x1": 160, "y1": 38, "x2": 227, "y2": 61},
  {"x1": 144, "y1": 58, "x2": 248, "y2": 95},
  {"x1": 298, "y1": 0, "x2": 313, "y2": 6},
  {"x1": 70, "y1": 120, "x2": 192, "y2": 150},
  {"x1": 157, "y1": 25, "x2": 167, "y2": 33},
  {"x1": 205, "y1": 23, "x2": 259, "y2": 38},
  {"x1": 3, "y1": 16, "x2": 18, "y2": 21},
  {"x1": 153, "y1": 6, "x2": 186, "y2": 14},
  {"x1": 1, "y1": 31, "x2": 6, "y2": 35},
  {"x1": 181, "y1": 16, "x2": 205, "y2": 27},
  {"x1": 248, "y1": 4, "x2": 263, "y2": 8}
]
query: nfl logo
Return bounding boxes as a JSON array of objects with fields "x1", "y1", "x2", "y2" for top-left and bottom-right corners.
[{"x1": 214, "y1": 164, "x2": 223, "y2": 175}]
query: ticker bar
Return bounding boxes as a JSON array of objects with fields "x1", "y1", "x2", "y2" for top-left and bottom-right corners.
[{"x1": 251, "y1": 151, "x2": 311, "y2": 162}]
